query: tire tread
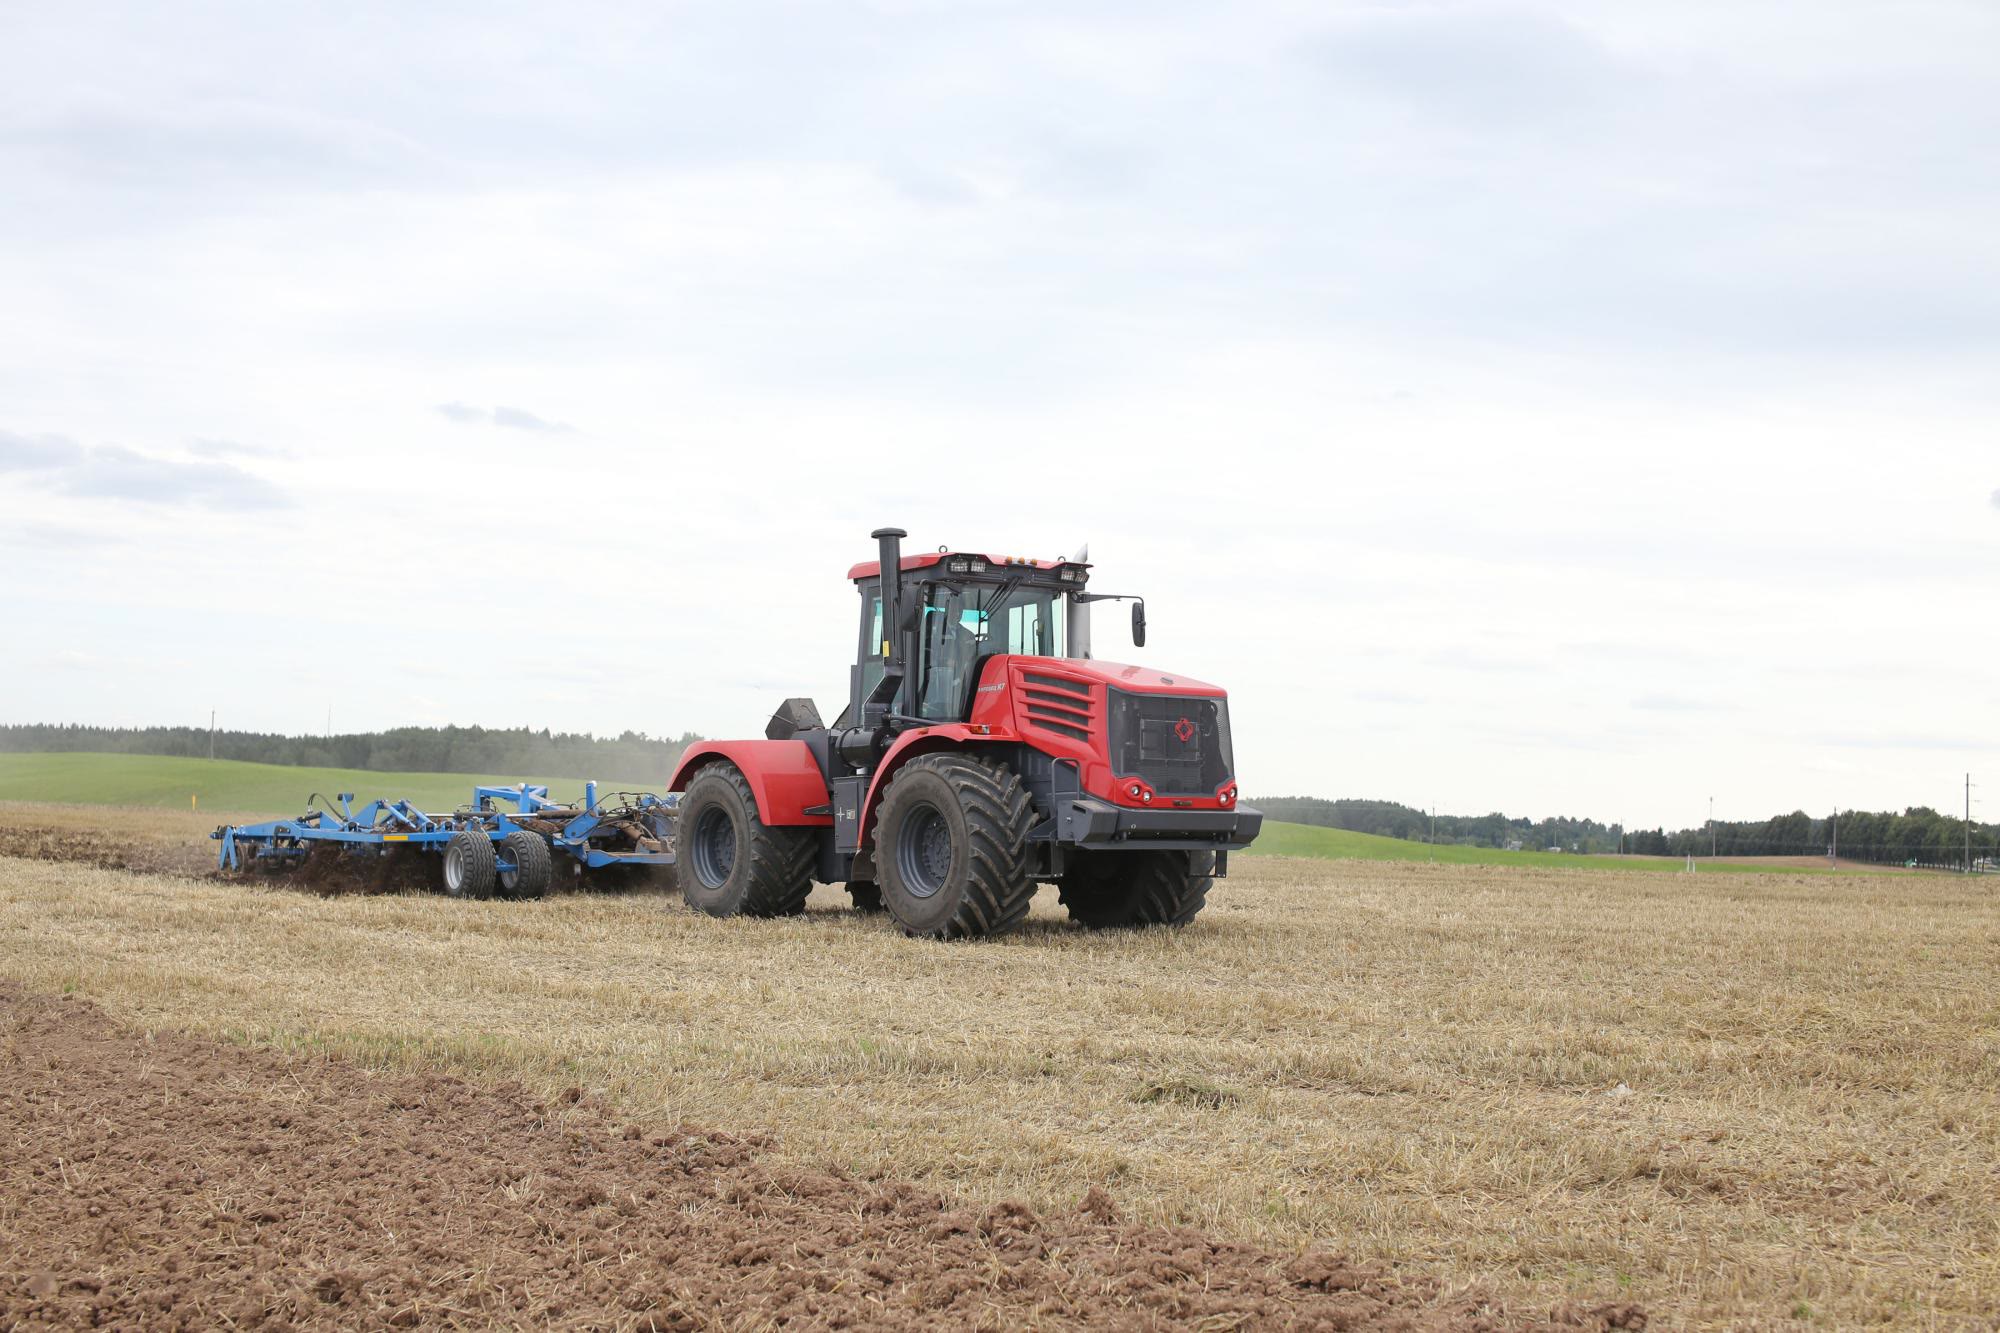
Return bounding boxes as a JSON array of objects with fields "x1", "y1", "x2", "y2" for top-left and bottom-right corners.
[
  {"x1": 877, "y1": 753, "x2": 1035, "y2": 940},
  {"x1": 499, "y1": 830, "x2": 553, "y2": 900},
  {"x1": 1058, "y1": 849, "x2": 1213, "y2": 928},
  {"x1": 445, "y1": 830, "x2": 498, "y2": 900},
  {"x1": 681, "y1": 763, "x2": 815, "y2": 918}
]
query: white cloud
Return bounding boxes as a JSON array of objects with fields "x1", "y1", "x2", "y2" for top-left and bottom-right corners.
[
  {"x1": 437, "y1": 404, "x2": 573, "y2": 432},
  {"x1": 187, "y1": 437, "x2": 292, "y2": 460},
  {"x1": 0, "y1": 0, "x2": 1995, "y2": 822},
  {"x1": 0, "y1": 432, "x2": 287, "y2": 509},
  {"x1": 0, "y1": 430, "x2": 84, "y2": 471}
]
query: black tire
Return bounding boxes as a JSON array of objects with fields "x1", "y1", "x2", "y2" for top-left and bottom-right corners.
[
  {"x1": 443, "y1": 830, "x2": 497, "y2": 900},
  {"x1": 677, "y1": 763, "x2": 815, "y2": 918},
  {"x1": 497, "y1": 830, "x2": 552, "y2": 900},
  {"x1": 846, "y1": 881, "x2": 884, "y2": 913},
  {"x1": 875, "y1": 753, "x2": 1034, "y2": 940},
  {"x1": 1058, "y1": 849, "x2": 1215, "y2": 928}
]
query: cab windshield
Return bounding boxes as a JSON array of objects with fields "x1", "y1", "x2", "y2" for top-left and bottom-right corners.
[{"x1": 916, "y1": 580, "x2": 1067, "y2": 720}]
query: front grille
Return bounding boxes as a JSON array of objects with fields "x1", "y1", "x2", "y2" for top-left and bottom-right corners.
[
  {"x1": 1021, "y1": 671, "x2": 1097, "y2": 744},
  {"x1": 1108, "y1": 690, "x2": 1233, "y2": 796}
]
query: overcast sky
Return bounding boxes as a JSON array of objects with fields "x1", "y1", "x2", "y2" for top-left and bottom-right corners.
[{"x1": 3, "y1": 0, "x2": 1996, "y2": 828}]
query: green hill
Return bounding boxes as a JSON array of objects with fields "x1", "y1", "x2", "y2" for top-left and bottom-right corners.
[
  {"x1": 0, "y1": 752, "x2": 641, "y2": 816},
  {"x1": 1248, "y1": 820, "x2": 1824, "y2": 874}
]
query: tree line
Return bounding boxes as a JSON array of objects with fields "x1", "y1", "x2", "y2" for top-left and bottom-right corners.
[
  {"x1": 1621, "y1": 807, "x2": 1997, "y2": 866},
  {"x1": 1255, "y1": 795, "x2": 1999, "y2": 866},
  {"x1": 0, "y1": 723, "x2": 699, "y2": 785},
  {"x1": 1255, "y1": 797, "x2": 1628, "y2": 854}
]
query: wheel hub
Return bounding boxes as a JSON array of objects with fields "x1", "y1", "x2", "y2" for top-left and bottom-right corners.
[
  {"x1": 691, "y1": 807, "x2": 737, "y2": 889},
  {"x1": 897, "y1": 803, "x2": 953, "y2": 899}
]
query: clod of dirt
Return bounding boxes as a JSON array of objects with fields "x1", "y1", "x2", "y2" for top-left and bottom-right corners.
[
  {"x1": 1077, "y1": 1184, "x2": 1122, "y2": 1224},
  {"x1": 0, "y1": 984, "x2": 1642, "y2": 1331}
]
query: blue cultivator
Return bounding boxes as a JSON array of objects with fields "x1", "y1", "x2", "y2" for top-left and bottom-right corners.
[{"x1": 211, "y1": 783, "x2": 677, "y2": 899}]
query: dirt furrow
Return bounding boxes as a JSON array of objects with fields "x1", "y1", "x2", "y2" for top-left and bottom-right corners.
[{"x1": 0, "y1": 985, "x2": 1643, "y2": 1330}]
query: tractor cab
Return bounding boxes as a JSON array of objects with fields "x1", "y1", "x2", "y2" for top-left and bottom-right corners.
[{"x1": 843, "y1": 551, "x2": 1097, "y2": 727}]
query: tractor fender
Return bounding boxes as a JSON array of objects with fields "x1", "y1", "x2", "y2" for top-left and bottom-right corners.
[
  {"x1": 669, "y1": 740, "x2": 833, "y2": 827},
  {"x1": 858, "y1": 726, "x2": 1011, "y2": 849}
]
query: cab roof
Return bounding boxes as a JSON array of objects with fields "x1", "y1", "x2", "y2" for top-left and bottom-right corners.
[{"x1": 846, "y1": 551, "x2": 1089, "y2": 581}]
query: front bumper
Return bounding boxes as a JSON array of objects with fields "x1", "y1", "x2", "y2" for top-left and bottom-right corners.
[{"x1": 1055, "y1": 798, "x2": 1263, "y2": 851}]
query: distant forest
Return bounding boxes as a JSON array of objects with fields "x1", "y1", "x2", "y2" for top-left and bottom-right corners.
[
  {"x1": 1254, "y1": 796, "x2": 2000, "y2": 868},
  {"x1": 0, "y1": 724, "x2": 699, "y2": 784}
]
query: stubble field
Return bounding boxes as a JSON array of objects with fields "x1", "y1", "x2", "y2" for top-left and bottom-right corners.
[{"x1": 0, "y1": 803, "x2": 1995, "y2": 1328}]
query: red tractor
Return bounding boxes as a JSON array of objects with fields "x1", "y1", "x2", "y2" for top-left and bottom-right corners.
[{"x1": 666, "y1": 527, "x2": 1261, "y2": 938}]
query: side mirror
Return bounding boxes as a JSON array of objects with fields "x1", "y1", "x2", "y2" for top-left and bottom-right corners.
[{"x1": 1131, "y1": 600, "x2": 1147, "y2": 648}]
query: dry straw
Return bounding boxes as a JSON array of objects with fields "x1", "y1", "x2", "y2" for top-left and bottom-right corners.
[{"x1": 1, "y1": 804, "x2": 1994, "y2": 1327}]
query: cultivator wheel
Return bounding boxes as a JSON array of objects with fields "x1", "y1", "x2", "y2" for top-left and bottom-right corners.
[
  {"x1": 676, "y1": 763, "x2": 814, "y2": 918},
  {"x1": 874, "y1": 753, "x2": 1034, "y2": 940},
  {"x1": 443, "y1": 830, "x2": 497, "y2": 900},
  {"x1": 1057, "y1": 849, "x2": 1214, "y2": 928},
  {"x1": 498, "y1": 831, "x2": 552, "y2": 900},
  {"x1": 845, "y1": 881, "x2": 884, "y2": 912}
]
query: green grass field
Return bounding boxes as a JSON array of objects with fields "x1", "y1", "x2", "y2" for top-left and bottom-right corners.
[
  {"x1": 0, "y1": 752, "x2": 647, "y2": 816},
  {"x1": 0, "y1": 752, "x2": 1837, "y2": 874},
  {"x1": 1253, "y1": 818, "x2": 1666, "y2": 871},
  {"x1": 1250, "y1": 815, "x2": 1846, "y2": 873}
]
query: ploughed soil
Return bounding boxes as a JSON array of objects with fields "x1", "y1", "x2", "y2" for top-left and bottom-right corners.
[
  {"x1": 0, "y1": 821, "x2": 210, "y2": 878},
  {"x1": 0, "y1": 985, "x2": 1644, "y2": 1331},
  {"x1": 0, "y1": 820, "x2": 447, "y2": 894}
]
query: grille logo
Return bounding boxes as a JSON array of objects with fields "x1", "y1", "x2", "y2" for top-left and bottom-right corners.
[{"x1": 1173, "y1": 717, "x2": 1196, "y2": 743}]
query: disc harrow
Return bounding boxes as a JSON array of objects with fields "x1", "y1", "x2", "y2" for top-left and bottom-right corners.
[{"x1": 211, "y1": 783, "x2": 676, "y2": 897}]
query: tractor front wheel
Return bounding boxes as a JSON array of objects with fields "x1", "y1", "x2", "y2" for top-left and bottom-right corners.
[
  {"x1": 677, "y1": 764, "x2": 815, "y2": 918},
  {"x1": 875, "y1": 754, "x2": 1034, "y2": 939},
  {"x1": 1058, "y1": 849, "x2": 1214, "y2": 928}
]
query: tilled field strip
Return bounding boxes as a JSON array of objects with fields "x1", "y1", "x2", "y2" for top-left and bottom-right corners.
[{"x1": 0, "y1": 985, "x2": 1641, "y2": 1330}]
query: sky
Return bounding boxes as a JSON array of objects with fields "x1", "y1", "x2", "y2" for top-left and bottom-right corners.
[{"x1": 2, "y1": 0, "x2": 1996, "y2": 829}]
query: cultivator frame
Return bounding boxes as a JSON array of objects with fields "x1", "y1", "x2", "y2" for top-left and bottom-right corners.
[{"x1": 212, "y1": 782, "x2": 677, "y2": 897}]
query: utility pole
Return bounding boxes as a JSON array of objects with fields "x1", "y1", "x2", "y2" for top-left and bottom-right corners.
[
  {"x1": 1709, "y1": 795, "x2": 1716, "y2": 859},
  {"x1": 208, "y1": 709, "x2": 215, "y2": 762},
  {"x1": 1429, "y1": 805, "x2": 1436, "y2": 863},
  {"x1": 1830, "y1": 807, "x2": 1837, "y2": 867},
  {"x1": 1967, "y1": 774, "x2": 1975, "y2": 875}
]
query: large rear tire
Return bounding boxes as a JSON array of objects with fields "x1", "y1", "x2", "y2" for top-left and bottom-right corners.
[
  {"x1": 677, "y1": 764, "x2": 815, "y2": 918},
  {"x1": 497, "y1": 830, "x2": 552, "y2": 900},
  {"x1": 1058, "y1": 849, "x2": 1214, "y2": 928},
  {"x1": 875, "y1": 753, "x2": 1034, "y2": 940},
  {"x1": 443, "y1": 830, "x2": 497, "y2": 900}
]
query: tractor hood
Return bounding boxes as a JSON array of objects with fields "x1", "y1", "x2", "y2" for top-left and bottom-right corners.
[{"x1": 1046, "y1": 659, "x2": 1226, "y2": 698}]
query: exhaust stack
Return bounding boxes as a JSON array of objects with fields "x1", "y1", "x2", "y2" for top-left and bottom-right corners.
[{"x1": 864, "y1": 526, "x2": 908, "y2": 727}]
